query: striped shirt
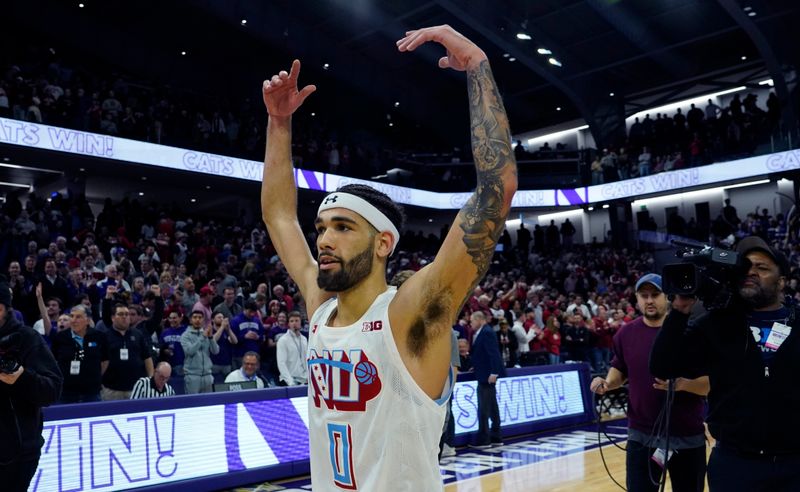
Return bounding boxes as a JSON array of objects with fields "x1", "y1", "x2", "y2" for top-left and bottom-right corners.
[{"x1": 130, "y1": 377, "x2": 175, "y2": 399}]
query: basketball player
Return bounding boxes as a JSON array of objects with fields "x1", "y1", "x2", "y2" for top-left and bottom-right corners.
[{"x1": 261, "y1": 25, "x2": 517, "y2": 491}]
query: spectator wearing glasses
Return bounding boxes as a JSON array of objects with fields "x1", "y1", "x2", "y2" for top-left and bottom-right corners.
[
  {"x1": 50, "y1": 304, "x2": 109, "y2": 403},
  {"x1": 101, "y1": 302, "x2": 154, "y2": 400}
]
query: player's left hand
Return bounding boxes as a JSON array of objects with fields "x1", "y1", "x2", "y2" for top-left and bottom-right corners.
[
  {"x1": 396, "y1": 25, "x2": 487, "y2": 71},
  {"x1": 0, "y1": 366, "x2": 24, "y2": 385}
]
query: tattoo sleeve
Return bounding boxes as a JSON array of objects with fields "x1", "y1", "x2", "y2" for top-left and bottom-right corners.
[{"x1": 458, "y1": 59, "x2": 517, "y2": 284}]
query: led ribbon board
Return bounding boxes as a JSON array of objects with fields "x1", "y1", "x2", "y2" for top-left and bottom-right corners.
[
  {"x1": 452, "y1": 369, "x2": 585, "y2": 434},
  {"x1": 32, "y1": 365, "x2": 589, "y2": 492},
  {"x1": 1, "y1": 117, "x2": 790, "y2": 209}
]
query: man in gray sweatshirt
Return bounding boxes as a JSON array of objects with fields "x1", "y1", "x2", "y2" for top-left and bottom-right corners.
[{"x1": 180, "y1": 310, "x2": 222, "y2": 394}]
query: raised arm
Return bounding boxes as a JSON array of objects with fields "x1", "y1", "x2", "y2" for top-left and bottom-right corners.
[
  {"x1": 392, "y1": 26, "x2": 518, "y2": 339},
  {"x1": 261, "y1": 60, "x2": 332, "y2": 317}
]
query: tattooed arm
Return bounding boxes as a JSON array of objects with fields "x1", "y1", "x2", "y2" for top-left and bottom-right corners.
[{"x1": 391, "y1": 26, "x2": 517, "y2": 369}]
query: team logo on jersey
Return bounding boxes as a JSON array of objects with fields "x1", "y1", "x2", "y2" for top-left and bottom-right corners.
[
  {"x1": 312, "y1": 324, "x2": 319, "y2": 334},
  {"x1": 308, "y1": 349, "x2": 382, "y2": 411},
  {"x1": 361, "y1": 320, "x2": 383, "y2": 332}
]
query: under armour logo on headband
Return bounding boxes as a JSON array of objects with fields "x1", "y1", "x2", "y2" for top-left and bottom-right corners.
[{"x1": 317, "y1": 192, "x2": 400, "y2": 255}]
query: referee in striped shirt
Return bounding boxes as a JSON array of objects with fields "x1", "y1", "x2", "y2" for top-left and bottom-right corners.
[{"x1": 130, "y1": 362, "x2": 176, "y2": 399}]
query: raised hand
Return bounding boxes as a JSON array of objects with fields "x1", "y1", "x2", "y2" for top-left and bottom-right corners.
[
  {"x1": 396, "y1": 25, "x2": 487, "y2": 71},
  {"x1": 262, "y1": 59, "x2": 317, "y2": 117},
  {"x1": 35, "y1": 282, "x2": 43, "y2": 299}
]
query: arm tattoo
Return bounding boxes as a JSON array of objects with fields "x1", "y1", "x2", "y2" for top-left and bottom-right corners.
[{"x1": 458, "y1": 59, "x2": 517, "y2": 285}]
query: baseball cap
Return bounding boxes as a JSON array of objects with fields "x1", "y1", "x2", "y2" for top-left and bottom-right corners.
[
  {"x1": 736, "y1": 236, "x2": 790, "y2": 276},
  {"x1": 199, "y1": 286, "x2": 214, "y2": 296},
  {"x1": 635, "y1": 273, "x2": 662, "y2": 292}
]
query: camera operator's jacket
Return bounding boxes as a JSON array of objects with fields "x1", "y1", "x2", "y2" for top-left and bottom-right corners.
[
  {"x1": 650, "y1": 305, "x2": 800, "y2": 454},
  {"x1": 0, "y1": 315, "x2": 62, "y2": 464}
]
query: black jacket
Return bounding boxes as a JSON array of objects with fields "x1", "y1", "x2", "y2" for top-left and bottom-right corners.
[
  {"x1": 650, "y1": 305, "x2": 800, "y2": 454},
  {"x1": 0, "y1": 314, "x2": 62, "y2": 464}
]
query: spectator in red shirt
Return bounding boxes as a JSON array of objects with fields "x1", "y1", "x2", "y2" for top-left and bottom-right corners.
[{"x1": 538, "y1": 316, "x2": 562, "y2": 365}]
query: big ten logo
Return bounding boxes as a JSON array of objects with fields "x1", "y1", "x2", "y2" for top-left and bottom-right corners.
[
  {"x1": 34, "y1": 414, "x2": 177, "y2": 491},
  {"x1": 308, "y1": 349, "x2": 382, "y2": 411},
  {"x1": 182, "y1": 151, "x2": 235, "y2": 176},
  {"x1": 361, "y1": 320, "x2": 383, "y2": 332},
  {"x1": 766, "y1": 150, "x2": 800, "y2": 171}
]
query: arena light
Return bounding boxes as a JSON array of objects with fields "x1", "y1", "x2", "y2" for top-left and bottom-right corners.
[
  {"x1": 548, "y1": 57, "x2": 562, "y2": 67},
  {"x1": 508, "y1": 57, "x2": 516, "y2": 62},
  {"x1": 526, "y1": 125, "x2": 589, "y2": 147},
  {"x1": 0, "y1": 162, "x2": 61, "y2": 173},
  {"x1": 724, "y1": 178, "x2": 770, "y2": 190},
  {"x1": 516, "y1": 33, "x2": 532, "y2": 40},
  {"x1": 241, "y1": 19, "x2": 247, "y2": 25},
  {"x1": 602, "y1": 204, "x2": 610, "y2": 209},
  {"x1": 627, "y1": 86, "x2": 746, "y2": 122},
  {"x1": 537, "y1": 208, "x2": 584, "y2": 222},
  {"x1": 537, "y1": 48, "x2": 552, "y2": 55},
  {"x1": 631, "y1": 179, "x2": 770, "y2": 207},
  {"x1": 0, "y1": 181, "x2": 33, "y2": 191},
  {"x1": 759, "y1": 79, "x2": 774, "y2": 86}
]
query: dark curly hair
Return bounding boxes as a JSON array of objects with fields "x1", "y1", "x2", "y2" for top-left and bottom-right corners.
[{"x1": 334, "y1": 184, "x2": 406, "y2": 235}]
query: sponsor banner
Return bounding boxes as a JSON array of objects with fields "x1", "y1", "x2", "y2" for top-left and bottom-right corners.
[{"x1": 2, "y1": 118, "x2": 784, "y2": 210}]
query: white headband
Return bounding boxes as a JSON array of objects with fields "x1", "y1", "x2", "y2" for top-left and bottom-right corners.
[{"x1": 317, "y1": 192, "x2": 400, "y2": 255}]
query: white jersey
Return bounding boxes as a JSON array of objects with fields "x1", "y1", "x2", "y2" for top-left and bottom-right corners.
[{"x1": 307, "y1": 287, "x2": 450, "y2": 491}]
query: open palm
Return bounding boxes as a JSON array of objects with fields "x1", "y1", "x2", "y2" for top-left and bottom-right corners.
[{"x1": 262, "y1": 59, "x2": 317, "y2": 117}]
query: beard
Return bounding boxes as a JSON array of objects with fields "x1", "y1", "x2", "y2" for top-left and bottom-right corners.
[
  {"x1": 739, "y1": 280, "x2": 780, "y2": 309},
  {"x1": 642, "y1": 305, "x2": 666, "y2": 322},
  {"x1": 317, "y1": 242, "x2": 374, "y2": 292}
]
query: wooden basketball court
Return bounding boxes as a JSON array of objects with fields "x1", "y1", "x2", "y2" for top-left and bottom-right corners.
[{"x1": 239, "y1": 419, "x2": 711, "y2": 491}]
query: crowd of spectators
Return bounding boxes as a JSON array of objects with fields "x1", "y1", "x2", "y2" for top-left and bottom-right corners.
[
  {"x1": 590, "y1": 94, "x2": 783, "y2": 185},
  {"x1": 0, "y1": 48, "x2": 395, "y2": 181},
  {"x1": 6, "y1": 187, "x2": 798, "y2": 406},
  {"x1": 1, "y1": 48, "x2": 787, "y2": 193}
]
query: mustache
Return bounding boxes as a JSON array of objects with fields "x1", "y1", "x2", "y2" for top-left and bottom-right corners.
[{"x1": 318, "y1": 252, "x2": 342, "y2": 262}]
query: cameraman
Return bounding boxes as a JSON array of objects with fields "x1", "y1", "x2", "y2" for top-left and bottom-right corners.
[
  {"x1": 651, "y1": 236, "x2": 800, "y2": 491},
  {"x1": 0, "y1": 277, "x2": 62, "y2": 491}
]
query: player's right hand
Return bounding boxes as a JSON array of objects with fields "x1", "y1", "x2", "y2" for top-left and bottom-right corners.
[
  {"x1": 262, "y1": 59, "x2": 316, "y2": 117},
  {"x1": 590, "y1": 377, "x2": 608, "y2": 395}
]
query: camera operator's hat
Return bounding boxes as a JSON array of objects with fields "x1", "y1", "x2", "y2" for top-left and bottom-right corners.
[
  {"x1": 635, "y1": 273, "x2": 663, "y2": 292},
  {"x1": 736, "y1": 236, "x2": 790, "y2": 276}
]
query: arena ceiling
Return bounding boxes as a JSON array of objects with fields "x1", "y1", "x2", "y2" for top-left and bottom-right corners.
[
  {"x1": 4, "y1": 0, "x2": 800, "y2": 197},
  {"x1": 8, "y1": 0, "x2": 800, "y2": 146}
]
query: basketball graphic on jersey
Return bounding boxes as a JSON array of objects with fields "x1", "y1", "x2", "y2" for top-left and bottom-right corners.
[
  {"x1": 354, "y1": 360, "x2": 378, "y2": 385},
  {"x1": 308, "y1": 348, "x2": 382, "y2": 411}
]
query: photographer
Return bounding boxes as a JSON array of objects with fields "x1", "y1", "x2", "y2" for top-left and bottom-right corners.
[
  {"x1": 0, "y1": 277, "x2": 62, "y2": 491},
  {"x1": 650, "y1": 236, "x2": 800, "y2": 490}
]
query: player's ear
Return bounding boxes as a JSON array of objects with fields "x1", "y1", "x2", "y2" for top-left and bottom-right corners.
[{"x1": 375, "y1": 231, "x2": 393, "y2": 259}]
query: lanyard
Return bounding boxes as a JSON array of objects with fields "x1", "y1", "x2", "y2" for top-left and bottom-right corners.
[{"x1": 291, "y1": 331, "x2": 305, "y2": 362}]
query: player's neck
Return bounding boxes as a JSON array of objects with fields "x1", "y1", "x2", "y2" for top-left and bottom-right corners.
[{"x1": 330, "y1": 272, "x2": 388, "y2": 327}]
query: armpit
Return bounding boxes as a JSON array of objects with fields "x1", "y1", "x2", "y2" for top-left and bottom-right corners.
[{"x1": 406, "y1": 287, "x2": 453, "y2": 357}]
